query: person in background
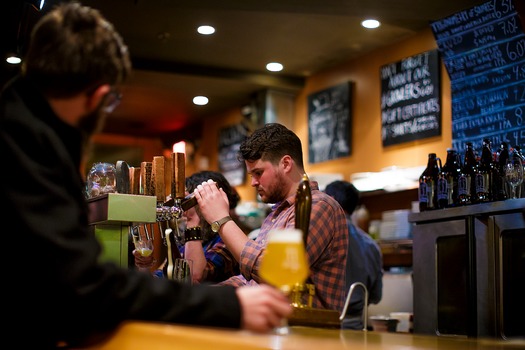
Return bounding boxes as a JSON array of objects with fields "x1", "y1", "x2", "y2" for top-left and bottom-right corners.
[
  {"x1": 193, "y1": 123, "x2": 349, "y2": 312},
  {"x1": 135, "y1": 171, "x2": 241, "y2": 284},
  {"x1": 0, "y1": 3, "x2": 290, "y2": 348},
  {"x1": 324, "y1": 180, "x2": 383, "y2": 330}
]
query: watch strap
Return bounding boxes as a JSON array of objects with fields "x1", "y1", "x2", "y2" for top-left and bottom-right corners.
[{"x1": 213, "y1": 215, "x2": 232, "y2": 232}]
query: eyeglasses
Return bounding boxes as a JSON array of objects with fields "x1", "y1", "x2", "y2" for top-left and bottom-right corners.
[{"x1": 103, "y1": 88, "x2": 122, "y2": 113}]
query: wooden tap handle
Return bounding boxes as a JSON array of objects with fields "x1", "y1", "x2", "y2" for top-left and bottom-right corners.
[
  {"x1": 172, "y1": 152, "x2": 186, "y2": 199},
  {"x1": 153, "y1": 156, "x2": 166, "y2": 203},
  {"x1": 129, "y1": 167, "x2": 141, "y2": 195},
  {"x1": 140, "y1": 161, "x2": 153, "y2": 196}
]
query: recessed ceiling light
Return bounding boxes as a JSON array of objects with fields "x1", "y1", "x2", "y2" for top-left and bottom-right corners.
[
  {"x1": 197, "y1": 25, "x2": 215, "y2": 35},
  {"x1": 361, "y1": 19, "x2": 380, "y2": 29},
  {"x1": 266, "y1": 62, "x2": 283, "y2": 72},
  {"x1": 6, "y1": 55, "x2": 21, "y2": 64},
  {"x1": 193, "y1": 96, "x2": 209, "y2": 105}
]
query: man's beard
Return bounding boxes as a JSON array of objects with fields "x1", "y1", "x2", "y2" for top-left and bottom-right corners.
[{"x1": 262, "y1": 172, "x2": 288, "y2": 204}]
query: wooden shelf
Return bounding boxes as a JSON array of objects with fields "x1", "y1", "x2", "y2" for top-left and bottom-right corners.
[
  {"x1": 357, "y1": 189, "x2": 417, "y2": 269},
  {"x1": 379, "y1": 239, "x2": 413, "y2": 268},
  {"x1": 360, "y1": 188, "x2": 418, "y2": 222}
]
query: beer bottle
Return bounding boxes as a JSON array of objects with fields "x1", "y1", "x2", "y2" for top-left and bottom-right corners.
[
  {"x1": 495, "y1": 142, "x2": 509, "y2": 201},
  {"x1": 419, "y1": 153, "x2": 441, "y2": 211},
  {"x1": 457, "y1": 142, "x2": 477, "y2": 205},
  {"x1": 511, "y1": 145, "x2": 525, "y2": 198},
  {"x1": 437, "y1": 148, "x2": 462, "y2": 208},
  {"x1": 475, "y1": 138, "x2": 497, "y2": 203}
]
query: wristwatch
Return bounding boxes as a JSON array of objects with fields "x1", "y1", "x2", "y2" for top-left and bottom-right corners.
[{"x1": 211, "y1": 215, "x2": 233, "y2": 233}]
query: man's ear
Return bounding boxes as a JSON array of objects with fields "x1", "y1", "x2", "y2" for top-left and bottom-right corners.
[
  {"x1": 280, "y1": 155, "x2": 293, "y2": 173},
  {"x1": 86, "y1": 84, "x2": 111, "y2": 111}
]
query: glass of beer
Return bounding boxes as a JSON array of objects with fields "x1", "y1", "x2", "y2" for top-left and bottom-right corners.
[
  {"x1": 259, "y1": 228, "x2": 309, "y2": 334},
  {"x1": 132, "y1": 226, "x2": 154, "y2": 257}
]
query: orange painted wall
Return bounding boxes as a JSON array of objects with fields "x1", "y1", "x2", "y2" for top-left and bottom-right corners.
[{"x1": 199, "y1": 28, "x2": 453, "y2": 201}]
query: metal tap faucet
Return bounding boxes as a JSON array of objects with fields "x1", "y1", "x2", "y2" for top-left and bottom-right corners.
[{"x1": 340, "y1": 282, "x2": 369, "y2": 331}]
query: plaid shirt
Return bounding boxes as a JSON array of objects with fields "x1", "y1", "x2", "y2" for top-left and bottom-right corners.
[
  {"x1": 220, "y1": 182, "x2": 348, "y2": 312},
  {"x1": 179, "y1": 234, "x2": 240, "y2": 283}
]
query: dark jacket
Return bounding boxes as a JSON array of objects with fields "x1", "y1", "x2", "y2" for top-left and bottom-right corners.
[{"x1": 1, "y1": 77, "x2": 240, "y2": 348}]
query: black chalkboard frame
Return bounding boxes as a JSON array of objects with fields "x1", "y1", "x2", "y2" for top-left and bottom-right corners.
[
  {"x1": 380, "y1": 49, "x2": 442, "y2": 147},
  {"x1": 307, "y1": 82, "x2": 352, "y2": 164}
]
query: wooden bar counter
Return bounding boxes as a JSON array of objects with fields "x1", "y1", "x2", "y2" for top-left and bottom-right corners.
[{"x1": 78, "y1": 321, "x2": 525, "y2": 350}]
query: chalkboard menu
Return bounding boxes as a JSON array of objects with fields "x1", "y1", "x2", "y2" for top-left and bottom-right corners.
[
  {"x1": 431, "y1": 0, "x2": 525, "y2": 152},
  {"x1": 380, "y1": 49, "x2": 442, "y2": 147},
  {"x1": 218, "y1": 124, "x2": 246, "y2": 186},
  {"x1": 307, "y1": 82, "x2": 351, "y2": 163}
]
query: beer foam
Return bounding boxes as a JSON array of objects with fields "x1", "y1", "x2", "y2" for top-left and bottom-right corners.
[{"x1": 267, "y1": 228, "x2": 303, "y2": 242}]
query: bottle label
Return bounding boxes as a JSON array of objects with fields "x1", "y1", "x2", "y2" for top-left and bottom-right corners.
[
  {"x1": 458, "y1": 175, "x2": 470, "y2": 196},
  {"x1": 475, "y1": 172, "x2": 491, "y2": 201},
  {"x1": 437, "y1": 177, "x2": 449, "y2": 201},
  {"x1": 419, "y1": 182, "x2": 428, "y2": 202}
]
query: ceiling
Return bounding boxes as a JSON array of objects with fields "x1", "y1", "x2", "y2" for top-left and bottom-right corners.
[{"x1": 1, "y1": 0, "x2": 486, "y2": 144}]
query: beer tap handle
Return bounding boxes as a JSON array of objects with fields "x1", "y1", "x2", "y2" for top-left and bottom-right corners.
[
  {"x1": 115, "y1": 160, "x2": 130, "y2": 194},
  {"x1": 153, "y1": 156, "x2": 166, "y2": 204},
  {"x1": 295, "y1": 173, "x2": 312, "y2": 246},
  {"x1": 172, "y1": 152, "x2": 186, "y2": 200},
  {"x1": 129, "y1": 167, "x2": 141, "y2": 195},
  {"x1": 140, "y1": 161, "x2": 153, "y2": 196}
]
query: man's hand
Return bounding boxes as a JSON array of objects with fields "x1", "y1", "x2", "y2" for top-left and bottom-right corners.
[
  {"x1": 236, "y1": 285, "x2": 292, "y2": 332},
  {"x1": 133, "y1": 250, "x2": 154, "y2": 270},
  {"x1": 194, "y1": 179, "x2": 230, "y2": 224}
]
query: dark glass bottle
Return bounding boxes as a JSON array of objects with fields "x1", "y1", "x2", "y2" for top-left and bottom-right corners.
[
  {"x1": 437, "y1": 148, "x2": 462, "y2": 208},
  {"x1": 495, "y1": 142, "x2": 510, "y2": 201},
  {"x1": 475, "y1": 139, "x2": 497, "y2": 203},
  {"x1": 457, "y1": 142, "x2": 478, "y2": 205},
  {"x1": 419, "y1": 153, "x2": 441, "y2": 211},
  {"x1": 512, "y1": 145, "x2": 525, "y2": 198}
]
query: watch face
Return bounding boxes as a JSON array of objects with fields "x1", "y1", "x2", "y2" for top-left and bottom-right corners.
[{"x1": 211, "y1": 216, "x2": 231, "y2": 233}]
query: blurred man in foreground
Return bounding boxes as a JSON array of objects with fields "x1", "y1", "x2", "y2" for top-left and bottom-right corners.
[{"x1": 1, "y1": 3, "x2": 290, "y2": 348}]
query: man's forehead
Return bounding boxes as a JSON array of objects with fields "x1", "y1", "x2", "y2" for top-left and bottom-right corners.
[{"x1": 246, "y1": 159, "x2": 270, "y2": 170}]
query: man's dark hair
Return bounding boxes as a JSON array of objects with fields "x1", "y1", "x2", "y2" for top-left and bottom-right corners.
[
  {"x1": 324, "y1": 180, "x2": 360, "y2": 215},
  {"x1": 22, "y1": 2, "x2": 131, "y2": 97},
  {"x1": 238, "y1": 123, "x2": 304, "y2": 170}
]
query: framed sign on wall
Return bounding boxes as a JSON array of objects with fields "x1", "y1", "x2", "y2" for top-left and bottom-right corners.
[
  {"x1": 380, "y1": 49, "x2": 442, "y2": 147},
  {"x1": 218, "y1": 124, "x2": 247, "y2": 186},
  {"x1": 307, "y1": 82, "x2": 352, "y2": 164}
]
